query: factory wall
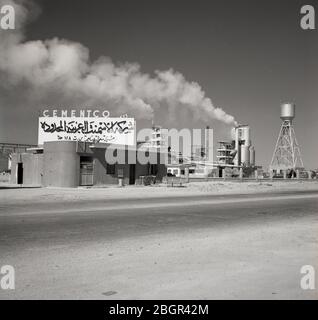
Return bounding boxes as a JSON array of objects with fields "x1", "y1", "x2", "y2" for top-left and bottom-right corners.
[
  {"x1": 91, "y1": 147, "x2": 166, "y2": 186},
  {"x1": 91, "y1": 148, "x2": 119, "y2": 185},
  {"x1": 10, "y1": 141, "x2": 167, "y2": 187},
  {"x1": 0, "y1": 153, "x2": 9, "y2": 172},
  {"x1": 43, "y1": 142, "x2": 79, "y2": 187},
  {"x1": 10, "y1": 153, "x2": 43, "y2": 185}
]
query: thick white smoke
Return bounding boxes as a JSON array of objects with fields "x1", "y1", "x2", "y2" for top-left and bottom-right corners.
[{"x1": 0, "y1": 0, "x2": 237, "y2": 125}]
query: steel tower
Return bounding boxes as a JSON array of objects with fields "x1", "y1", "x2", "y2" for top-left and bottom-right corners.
[{"x1": 270, "y1": 103, "x2": 304, "y2": 171}]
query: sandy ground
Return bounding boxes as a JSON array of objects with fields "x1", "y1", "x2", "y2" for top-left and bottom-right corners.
[
  {"x1": 0, "y1": 180, "x2": 318, "y2": 206},
  {"x1": 0, "y1": 193, "x2": 317, "y2": 300},
  {"x1": 0, "y1": 181, "x2": 317, "y2": 299}
]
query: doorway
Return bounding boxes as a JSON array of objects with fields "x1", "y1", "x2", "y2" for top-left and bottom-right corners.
[
  {"x1": 17, "y1": 162, "x2": 23, "y2": 184},
  {"x1": 129, "y1": 164, "x2": 135, "y2": 185},
  {"x1": 80, "y1": 156, "x2": 94, "y2": 186}
]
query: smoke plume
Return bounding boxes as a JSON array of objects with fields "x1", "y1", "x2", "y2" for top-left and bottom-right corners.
[{"x1": 0, "y1": 0, "x2": 237, "y2": 126}]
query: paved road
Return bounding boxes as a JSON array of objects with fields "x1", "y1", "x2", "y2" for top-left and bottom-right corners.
[{"x1": 0, "y1": 191, "x2": 317, "y2": 299}]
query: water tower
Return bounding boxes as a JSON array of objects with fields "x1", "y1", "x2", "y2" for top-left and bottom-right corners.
[{"x1": 270, "y1": 103, "x2": 304, "y2": 172}]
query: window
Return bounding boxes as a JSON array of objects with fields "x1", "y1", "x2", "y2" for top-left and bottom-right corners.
[{"x1": 106, "y1": 163, "x2": 115, "y2": 175}]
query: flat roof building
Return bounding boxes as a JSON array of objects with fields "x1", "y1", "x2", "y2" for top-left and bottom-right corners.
[{"x1": 10, "y1": 141, "x2": 167, "y2": 188}]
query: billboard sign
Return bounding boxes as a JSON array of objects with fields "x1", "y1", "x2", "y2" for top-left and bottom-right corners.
[{"x1": 38, "y1": 117, "x2": 135, "y2": 146}]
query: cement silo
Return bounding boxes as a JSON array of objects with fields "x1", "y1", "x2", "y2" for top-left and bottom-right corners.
[
  {"x1": 241, "y1": 145, "x2": 250, "y2": 166},
  {"x1": 234, "y1": 127, "x2": 241, "y2": 166},
  {"x1": 241, "y1": 126, "x2": 251, "y2": 146},
  {"x1": 232, "y1": 124, "x2": 257, "y2": 167},
  {"x1": 249, "y1": 146, "x2": 255, "y2": 166}
]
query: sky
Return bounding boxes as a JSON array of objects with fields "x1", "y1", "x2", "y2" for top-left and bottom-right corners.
[{"x1": 0, "y1": 0, "x2": 317, "y2": 169}]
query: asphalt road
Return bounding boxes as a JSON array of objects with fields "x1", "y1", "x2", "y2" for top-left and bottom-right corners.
[{"x1": 0, "y1": 191, "x2": 317, "y2": 299}]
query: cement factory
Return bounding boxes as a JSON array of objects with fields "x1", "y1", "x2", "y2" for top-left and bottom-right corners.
[
  {"x1": 165, "y1": 124, "x2": 258, "y2": 180},
  {"x1": 0, "y1": 103, "x2": 316, "y2": 188}
]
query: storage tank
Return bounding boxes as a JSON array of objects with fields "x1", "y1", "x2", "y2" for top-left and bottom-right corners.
[
  {"x1": 280, "y1": 103, "x2": 295, "y2": 121},
  {"x1": 249, "y1": 146, "x2": 255, "y2": 166},
  {"x1": 242, "y1": 126, "x2": 251, "y2": 146},
  {"x1": 241, "y1": 145, "x2": 250, "y2": 166}
]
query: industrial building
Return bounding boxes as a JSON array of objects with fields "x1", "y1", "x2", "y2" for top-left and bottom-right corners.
[
  {"x1": 149, "y1": 125, "x2": 168, "y2": 149},
  {"x1": 232, "y1": 125, "x2": 256, "y2": 167},
  {"x1": 0, "y1": 143, "x2": 36, "y2": 172},
  {"x1": 8, "y1": 111, "x2": 262, "y2": 186},
  {"x1": 10, "y1": 141, "x2": 166, "y2": 187},
  {"x1": 216, "y1": 141, "x2": 235, "y2": 165},
  {"x1": 213, "y1": 125, "x2": 257, "y2": 178}
]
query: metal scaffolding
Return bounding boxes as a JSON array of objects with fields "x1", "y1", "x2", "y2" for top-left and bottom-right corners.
[{"x1": 270, "y1": 119, "x2": 304, "y2": 171}]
